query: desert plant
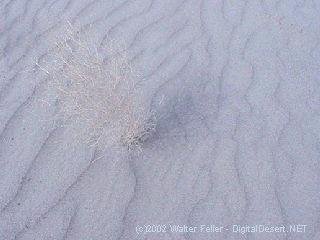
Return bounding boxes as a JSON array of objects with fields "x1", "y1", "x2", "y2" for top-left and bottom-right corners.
[{"x1": 36, "y1": 22, "x2": 155, "y2": 150}]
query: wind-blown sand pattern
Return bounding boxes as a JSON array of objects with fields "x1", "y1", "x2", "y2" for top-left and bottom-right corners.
[{"x1": 0, "y1": 0, "x2": 320, "y2": 239}]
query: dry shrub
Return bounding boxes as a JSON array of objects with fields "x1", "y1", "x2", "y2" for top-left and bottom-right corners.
[{"x1": 37, "y1": 22, "x2": 155, "y2": 150}]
